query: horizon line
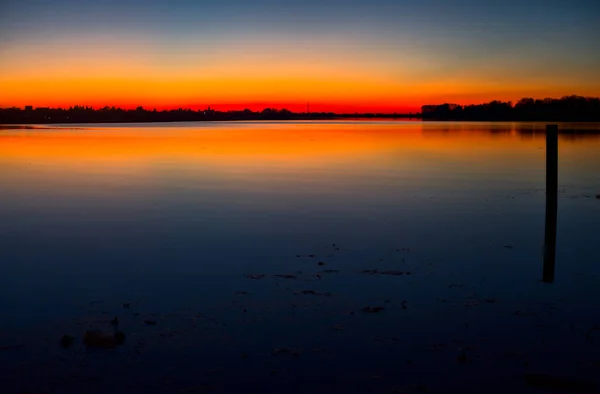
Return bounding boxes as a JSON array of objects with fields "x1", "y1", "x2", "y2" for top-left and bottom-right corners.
[{"x1": 2, "y1": 94, "x2": 598, "y2": 115}]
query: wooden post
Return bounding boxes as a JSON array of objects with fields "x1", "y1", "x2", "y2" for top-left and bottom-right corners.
[{"x1": 543, "y1": 124, "x2": 558, "y2": 283}]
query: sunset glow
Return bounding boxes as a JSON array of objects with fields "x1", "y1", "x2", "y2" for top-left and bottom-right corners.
[{"x1": 1, "y1": 0, "x2": 599, "y2": 112}]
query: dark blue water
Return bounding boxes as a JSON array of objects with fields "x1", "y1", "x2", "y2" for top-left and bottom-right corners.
[{"x1": 1, "y1": 121, "x2": 599, "y2": 393}]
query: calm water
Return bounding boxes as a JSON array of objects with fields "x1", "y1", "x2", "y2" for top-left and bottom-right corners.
[{"x1": 1, "y1": 121, "x2": 600, "y2": 393}]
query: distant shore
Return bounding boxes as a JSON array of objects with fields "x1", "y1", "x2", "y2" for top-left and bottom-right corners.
[
  {"x1": 2, "y1": 94, "x2": 599, "y2": 124},
  {"x1": 0, "y1": 108, "x2": 419, "y2": 125}
]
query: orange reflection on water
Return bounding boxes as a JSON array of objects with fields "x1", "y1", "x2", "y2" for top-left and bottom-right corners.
[{"x1": 0, "y1": 122, "x2": 598, "y2": 175}]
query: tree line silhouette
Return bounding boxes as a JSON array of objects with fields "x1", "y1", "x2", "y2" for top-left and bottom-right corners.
[
  {"x1": 1, "y1": 95, "x2": 598, "y2": 124},
  {"x1": 421, "y1": 95, "x2": 600, "y2": 121},
  {"x1": 0, "y1": 106, "x2": 415, "y2": 124}
]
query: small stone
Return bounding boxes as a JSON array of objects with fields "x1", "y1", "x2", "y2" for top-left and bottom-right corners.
[
  {"x1": 318, "y1": 262, "x2": 325, "y2": 266},
  {"x1": 123, "y1": 303, "x2": 131, "y2": 309},
  {"x1": 60, "y1": 335, "x2": 74, "y2": 349},
  {"x1": 144, "y1": 320, "x2": 158, "y2": 326},
  {"x1": 457, "y1": 352, "x2": 468, "y2": 364},
  {"x1": 110, "y1": 317, "x2": 119, "y2": 327}
]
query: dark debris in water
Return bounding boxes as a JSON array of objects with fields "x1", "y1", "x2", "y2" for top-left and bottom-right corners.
[
  {"x1": 380, "y1": 270, "x2": 408, "y2": 276},
  {"x1": 83, "y1": 330, "x2": 125, "y2": 349},
  {"x1": 427, "y1": 343, "x2": 447, "y2": 351},
  {"x1": 514, "y1": 310, "x2": 537, "y2": 317},
  {"x1": 298, "y1": 290, "x2": 333, "y2": 297},
  {"x1": 361, "y1": 269, "x2": 380, "y2": 275},
  {"x1": 271, "y1": 347, "x2": 300, "y2": 356},
  {"x1": 274, "y1": 274, "x2": 297, "y2": 279},
  {"x1": 362, "y1": 306, "x2": 385, "y2": 313},
  {"x1": 524, "y1": 374, "x2": 598, "y2": 393},
  {"x1": 60, "y1": 335, "x2": 74, "y2": 349},
  {"x1": 360, "y1": 269, "x2": 411, "y2": 276},
  {"x1": 244, "y1": 274, "x2": 265, "y2": 280},
  {"x1": 0, "y1": 344, "x2": 24, "y2": 352},
  {"x1": 144, "y1": 320, "x2": 158, "y2": 326}
]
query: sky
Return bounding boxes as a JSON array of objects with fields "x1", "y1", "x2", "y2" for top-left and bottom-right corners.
[{"x1": 1, "y1": 0, "x2": 599, "y2": 113}]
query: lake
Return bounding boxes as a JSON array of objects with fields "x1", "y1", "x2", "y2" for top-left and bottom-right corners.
[{"x1": 1, "y1": 121, "x2": 600, "y2": 393}]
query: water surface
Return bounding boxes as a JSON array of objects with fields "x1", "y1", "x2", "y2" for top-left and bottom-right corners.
[{"x1": 1, "y1": 121, "x2": 600, "y2": 393}]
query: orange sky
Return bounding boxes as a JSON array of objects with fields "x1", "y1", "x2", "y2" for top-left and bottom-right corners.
[{"x1": 1, "y1": 1, "x2": 599, "y2": 113}]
